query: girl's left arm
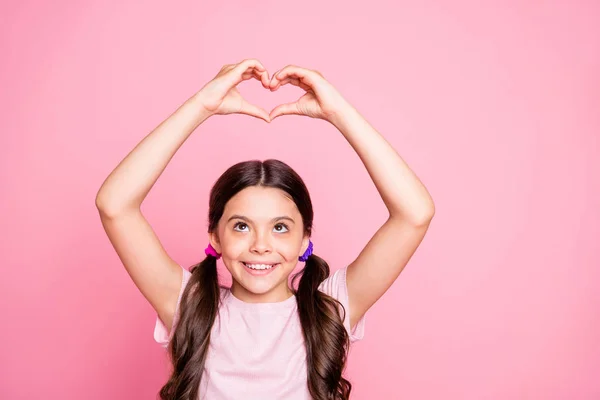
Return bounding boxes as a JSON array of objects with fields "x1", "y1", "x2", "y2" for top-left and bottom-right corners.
[
  {"x1": 269, "y1": 66, "x2": 435, "y2": 330},
  {"x1": 329, "y1": 103, "x2": 435, "y2": 330}
]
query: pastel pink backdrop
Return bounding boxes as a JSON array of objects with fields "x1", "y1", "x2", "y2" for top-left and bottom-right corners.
[{"x1": 1, "y1": 1, "x2": 598, "y2": 399}]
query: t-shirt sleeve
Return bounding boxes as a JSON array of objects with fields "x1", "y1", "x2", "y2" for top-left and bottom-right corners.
[
  {"x1": 318, "y1": 266, "x2": 366, "y2": 343},
  {"x1": 153, "y1": 266, "x2": 193, "y2": 348}
]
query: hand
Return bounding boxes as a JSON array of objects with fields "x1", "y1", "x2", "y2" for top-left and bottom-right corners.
[
  {"x1": 268, "y1": 65, "x2": 348, "y2": 122},
  {"x1": 195, "y1": 59, "x2": 271, "y2": 122}
]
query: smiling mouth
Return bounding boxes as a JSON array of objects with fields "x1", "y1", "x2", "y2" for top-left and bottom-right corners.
[{"x1": 242, "y1": 262, "x2": 280, "y2": 271}]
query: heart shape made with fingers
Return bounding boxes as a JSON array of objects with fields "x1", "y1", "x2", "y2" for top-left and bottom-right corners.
[
  {"x1": 201, "y1": 61, "x2": 339, "y2": 123},
  {"x1": 224, "y1": 65, "x2": 326, "y2": 123}
]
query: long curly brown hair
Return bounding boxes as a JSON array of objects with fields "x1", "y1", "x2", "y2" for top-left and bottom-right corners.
[{"x1": 159, "y1": 159, "x2": 352, "y2": 400}]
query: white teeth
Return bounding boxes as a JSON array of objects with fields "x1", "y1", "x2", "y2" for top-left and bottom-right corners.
[{"x1": 245, "y1": 263, "x2": 275, "y2": 270}]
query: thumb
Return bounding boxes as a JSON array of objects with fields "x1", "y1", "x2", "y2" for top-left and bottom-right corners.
[
  {"x1": 269, "y1": 102, "x2": 301, "y2": 121},
  {"x1": 240, "y1": 99, "x2": 271, "y2": 123}
]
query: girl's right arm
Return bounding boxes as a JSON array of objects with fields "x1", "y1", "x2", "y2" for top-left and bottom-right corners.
[{"x1": 95, "y1": 59, "x2": 271, "y2": 331}]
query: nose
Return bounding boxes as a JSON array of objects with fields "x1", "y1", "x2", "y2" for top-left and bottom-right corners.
[{"x1": 250, "y1": 231, "x2": 272, "y2": 255}]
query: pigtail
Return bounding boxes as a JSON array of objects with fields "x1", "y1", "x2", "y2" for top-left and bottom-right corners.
[
  {"x1": 292, "y1": 253, "x2": 352, "y2": 400},
  {"x1": 159, "y1": 255, "x2": 221, "y2": 400}
]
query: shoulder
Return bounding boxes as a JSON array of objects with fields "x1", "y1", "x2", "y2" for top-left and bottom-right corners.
[
  {"x1": 318, "y1": 266, "x2": 366, "y2": 343},
  {"x1": 181, "y1": 267, "x2": 230, "y2": 304},
  {"x1": 182, "y1": 266, "x2": 193, "y2": 284},
  {"x1": 317, "y1": 267, "x2": 347, "y2": 298},
  {"x1": 153, "y1": 265, "x2": 192, "y2": 347},
  {"x1": 154, "y1": 266, "x2": 230, "y2": 348}
]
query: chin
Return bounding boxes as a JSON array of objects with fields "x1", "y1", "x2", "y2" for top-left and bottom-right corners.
[{"x1": 240, "y1": 281, "x2": 277, "y2": 295}]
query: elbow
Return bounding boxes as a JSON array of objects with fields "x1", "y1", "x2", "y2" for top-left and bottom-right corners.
[
  {"x1": 423, "y1": 201, "x2": 435, "y2": 221},
  {"x1": 407, "y1": 202, "x2": 435, "y2": 226},
  {"x1": 95, "y1": 191, "x2": 113, "y2": 214},
  {"x1": 95, "y1": 192, "x2": 135, "y2": 218},
  {"x1": 95, "y1": 197, "x2": 117, "y2": 218},
  {"x1": 413, "y1": 210, "x2": 434, "y2": 227},
  {"x1": 390, "y1": 207, "x2": 434, "y2": 227}
]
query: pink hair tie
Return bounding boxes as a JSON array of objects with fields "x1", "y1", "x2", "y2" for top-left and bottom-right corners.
[{"x1": 205, "y1": 243, "x2": 221, "y2": 259}]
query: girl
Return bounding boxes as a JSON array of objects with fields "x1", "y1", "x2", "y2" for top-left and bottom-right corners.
[{"x1": 96, "y1": 59, "x2": 435, "y2": 400}]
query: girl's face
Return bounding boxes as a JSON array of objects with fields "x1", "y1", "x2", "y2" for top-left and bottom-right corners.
[{"x1": 209, "y1": 186, "x2": 310, "y2": 303}]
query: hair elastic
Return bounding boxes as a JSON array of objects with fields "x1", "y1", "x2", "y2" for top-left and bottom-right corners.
[
  {"x1": 205, "y1": 243, "x2": 221, "y2": 259},
  {"x1": 299, "y1": 240, "x2": 313, "y2": 262}
]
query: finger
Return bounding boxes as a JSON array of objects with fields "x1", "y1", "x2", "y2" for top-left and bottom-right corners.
[
  {"x1": 270, "y1": 65, "x2": 318, "y2": 89},
  {"x1": 236, "y1": 58, "x2": 266, "y2": 72},
  {"x1": 242, "y1": 69, "x2": 270, "y2": 88},
  {"x1": 270, "y1": 77, "x2": 312, "y2": 92},
  {"x1": 268, "y1": 68, "x2": 283, "y2": 88},
  {"x1": 241, "y1": 99, "x2": 271, "y2": 123},
  {"x1": 269, "y1": 102, "x2": 301, "y2": 121},
  {"x1": 226, "y1": 59, "x2": 267, "y2": 86},
  {"x1": 260, "y1": 69, "x2": 271, "y2": 88}
]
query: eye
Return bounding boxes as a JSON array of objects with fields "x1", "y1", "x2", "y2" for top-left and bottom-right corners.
[
  {"x1": 233, "y1": 222, "x2": 289, "y2": 233},
  {"x1": 233, "y1": 222, "x2": 249, "y2": 232},
  {"x1": 274, "y1": 223, "x2": 289, "y2": 233}
]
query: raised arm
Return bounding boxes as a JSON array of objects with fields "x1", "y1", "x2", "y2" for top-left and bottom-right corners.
[
  {"x1": 268, "y1": 65, "x2": 435, "y2": 330},
  {"x1": 328, "y1": 103, "x2": 435, "y2": 330},
  {"x1": 95, "y1": 59, "x2": 271, "y2": 331}
]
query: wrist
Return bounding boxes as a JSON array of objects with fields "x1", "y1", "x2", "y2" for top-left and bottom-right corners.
[
  {"x1": 189, "y1": 91, "x2": 216, "y2": 120},
  {"x1": 326, "y1": 100, "x2": 358, "y2": 128}
]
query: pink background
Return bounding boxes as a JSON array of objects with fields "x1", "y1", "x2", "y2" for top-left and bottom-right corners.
[{"x1": 1, "y1": 1, "x2": 599, "y2": 399}]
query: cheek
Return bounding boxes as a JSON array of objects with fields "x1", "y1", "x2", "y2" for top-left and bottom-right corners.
[
  {"x1": 220, "y1": 235, "x2": 249, "y2": 257},
  {"x1": 271, "y1": 234, "x2": 306, "y2": 263}
]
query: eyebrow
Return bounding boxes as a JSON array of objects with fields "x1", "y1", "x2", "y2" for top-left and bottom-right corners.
[{"x1": 227, "y1": 214, "x2": 295, "y2": 224}]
